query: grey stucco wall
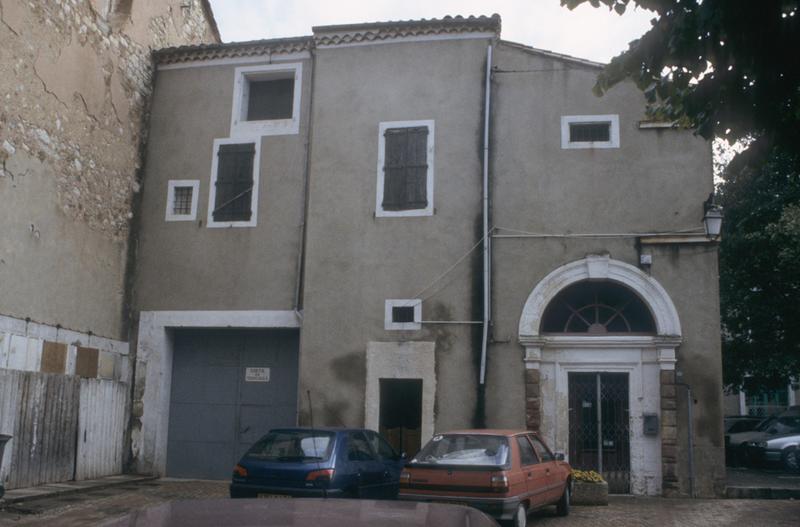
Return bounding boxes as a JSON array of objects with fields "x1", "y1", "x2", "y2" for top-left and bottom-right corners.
[
  {"x1": 299, "y1": 38, "x2": 493, "y2": 429},
  {"x1": 484, "y1": 43, "x2": 722, "y2": 496},
  {"x1": 133, "y1": 57, "x2": 312, "y2": 312}
]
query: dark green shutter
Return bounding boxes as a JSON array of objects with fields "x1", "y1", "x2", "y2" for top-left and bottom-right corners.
[
  {"x1": 213, "y1": 143, "x2": 255, "y2": 222},
  {"x1": 382, "y1": 127, "x2": 428, "y2": 211}
]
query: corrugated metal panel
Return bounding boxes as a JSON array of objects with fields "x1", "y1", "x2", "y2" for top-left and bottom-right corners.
[
  {"x1": 5, "y1": 371, "x2": 80, "y2": 488},
  {"x1": 0, "y1": 370, "x2": 22, "y2": 487},
  {"x1": 75, "y1": 379, "x2": 128, "y2": 480}
]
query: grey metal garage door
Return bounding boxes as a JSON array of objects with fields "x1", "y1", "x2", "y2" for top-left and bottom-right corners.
[{"x1": 166, "y1": 329, "x2": 299, "y2": 479}]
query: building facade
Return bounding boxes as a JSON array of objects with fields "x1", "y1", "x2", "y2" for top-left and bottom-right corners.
[
  {"x1": 128, "y1": 15, "x2": 722, "y2": 497},
  {"x1": 0, "y1": 0, "x2": 218, "y2": 490}
]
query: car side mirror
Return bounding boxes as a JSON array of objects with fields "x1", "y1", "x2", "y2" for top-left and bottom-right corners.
[
  {"x1": 396, "y1": 452, "x2": 407, "y2": 461},
  {"x1": 555, "y1": 452, "x2": 565, "y2": 461}
]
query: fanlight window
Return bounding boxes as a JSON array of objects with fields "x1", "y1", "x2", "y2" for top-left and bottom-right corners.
[{"x1": 541, "y1": 281, "x2": 656, "y2": 335}]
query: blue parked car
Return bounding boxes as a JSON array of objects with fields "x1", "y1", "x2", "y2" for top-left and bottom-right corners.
[{"x1": 230, "y1": 428, "x2": 406, "y2": 499}]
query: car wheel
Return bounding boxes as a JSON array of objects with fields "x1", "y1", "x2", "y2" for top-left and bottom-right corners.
[
  {"x1": 783, "y1": 448, "x2": 799, "y2": 473},
  {"x1": 556, "y1": 484, "x2": 570, "y2": 516},
  {"x1": 509, "y1": 503, "x2": 527, "y2": 527}
]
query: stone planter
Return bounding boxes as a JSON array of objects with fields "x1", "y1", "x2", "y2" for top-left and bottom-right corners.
[{"x1": 571, "y1": 480, "x2": 609, "y2": 506}]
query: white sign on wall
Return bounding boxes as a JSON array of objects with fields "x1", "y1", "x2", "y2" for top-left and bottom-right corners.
[{"x1": 245, "y1": 367, "x2": 270, "y2": 383}]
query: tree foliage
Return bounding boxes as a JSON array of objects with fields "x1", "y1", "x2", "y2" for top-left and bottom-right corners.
[
  {"x1": 718, "y1": 149, "x2": 800, "y2": 391},
  {"x1": 562, "y1": 0, "x2": 800, "y2": 166},
  {"x1": 563, "y1": 1, "x2": 800, "y2": 388}
]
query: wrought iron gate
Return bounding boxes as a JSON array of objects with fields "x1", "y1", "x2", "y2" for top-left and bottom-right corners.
[{"x1": 568, "y1": 372, "x2": 630, "y2": 494}]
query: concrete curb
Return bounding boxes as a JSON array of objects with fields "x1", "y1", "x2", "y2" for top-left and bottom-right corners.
[
  {"x1": 0, "y1": 474, "x2": 158, "y2": 506},
  {"x1": 725, "y1": 486, "x2": 800, "y2": 500}
]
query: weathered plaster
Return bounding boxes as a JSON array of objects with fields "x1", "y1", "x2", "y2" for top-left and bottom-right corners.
[{"x1": 0, "y1": 0, "x2": 218, "y2": 339}]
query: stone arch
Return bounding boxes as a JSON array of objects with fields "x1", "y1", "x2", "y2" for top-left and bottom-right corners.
[{"x1": 519, "y1": 254, "x2": 681, "y2": 340}]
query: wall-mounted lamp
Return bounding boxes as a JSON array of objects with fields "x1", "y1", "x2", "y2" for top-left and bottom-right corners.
[{"x1": 702, "y1": 193, "x2": 723, "y2": 239}]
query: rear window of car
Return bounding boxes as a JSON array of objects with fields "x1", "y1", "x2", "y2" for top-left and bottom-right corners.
[
  {"x1": 410, "y1": 434, "x2": 509, "y2": 467},
  {"x1": 246, "y1": 430, "x2": 335, "y2": 462}
]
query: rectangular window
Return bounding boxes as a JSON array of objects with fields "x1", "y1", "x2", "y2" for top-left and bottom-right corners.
[
  {"x1": 165, "y1": 180, "x2": 199, "y2": 222},
  {"x1": 392, "y1": 306, "x2": 416, "y2": 324},
  {"x1": 207, "y1": 139, "x2": 260, "y2": 228},
  {"x1": 230, "y1": 63, "x2": 302, "y2": 137},
  {"x1": 383, "y1": 127, "x2": 428, "y2": 211},
  {"x1": 569, "y1": 122, "x2": 610, "y2": 143},
  {"x1": 376, "y1": 120, "x2": 434, "y2": 217},
  {"x1": 561, "y1": 114, "x2": 620, "y2": 149},
  {"x1": 385, "y1": 299, "x2": 422, "y2": 330},
  {"x1": 247, "y1": 78, "x2": 294, "y2": 121}
]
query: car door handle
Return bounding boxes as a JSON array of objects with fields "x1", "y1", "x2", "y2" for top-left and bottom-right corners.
[
  {"x1": 239, "y1": 426, "x2": 250, "y2": 434},
  {"x1": 546, "y1": 469, "x2": 551, "y2": 475},
  {"x1": 527, "y1": 472, "x2": 533, "y2": 478}
]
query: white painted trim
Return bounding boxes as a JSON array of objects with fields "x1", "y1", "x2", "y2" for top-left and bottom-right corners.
[
  {"x1": 157, "y1": 52, "x2": 311, "y2": 71},
  {"x1": 518, "y1": 255, "x2": 682, "y2": 339},
  {"x1": 375, "y1": 120, "x2": 435, "y2": 217},
  {"x1": 638, "y1": 121, "x2": 678, "y2": 129},
  {"x1": 133, "y1": 309, "x2": 301, "y2": 476},
  {"x1": 384, "y1": 299, "x2": 422, "y2": 331},
  {"x1": 229, "y1": 62, "x2": 302, "y2": 138},
  {"x1": 365, "y1": 341, "x2": 436, "y2": 449},
  {"x1": 0, "y1": 313, "x2": 129, "y2": 355},
  {"x1": 316, "y1": 32, "x2": 496, "y2": 49},
  {"x1": 561, "y1": 114, "x2": 620, "y2": 149},
  {"x1": 165, "y1": 180, "x2": 199, "y2": 222},
  {"x1": 140, "y1": 310, "x2": 301, "y2": 329},
  {"x1": 206, "y1": 138, "x2": 261, "y2": 228}
]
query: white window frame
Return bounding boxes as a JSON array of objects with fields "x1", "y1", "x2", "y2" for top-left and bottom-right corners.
[
  {"x1": 230, "y1": 63, "x2": 302, "y2": 138},
  {"x1": 561, "y1": 114, "x2": 620, "y2": 149},
  {"x1": 165, "y1": 180, "x2": 200, "y2": 222},
  {"x1": 384, "y1": 299, "x2": 422, "y2": 331},
  {"x1": 375, "y1": 120, "x2": 435, "y2": 217},
  {"x1": 206, "y1": 137, "x2": 261, "y2": 228}
]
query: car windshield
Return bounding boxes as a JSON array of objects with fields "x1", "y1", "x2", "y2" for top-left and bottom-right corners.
[
  {"x1": 410, "y1": 434, "x2": 509, "y2": 467},
  {"x1": 246, "y1": 430, "x2": 335, "y2": 461}
]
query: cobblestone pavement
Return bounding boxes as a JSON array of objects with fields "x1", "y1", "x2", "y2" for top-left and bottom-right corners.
[{"x1": 0, "y1": 480, "x2": 799, "y2": 526}]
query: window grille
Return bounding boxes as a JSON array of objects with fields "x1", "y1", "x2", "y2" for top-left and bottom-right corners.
[
  {"x1": 541, "y1": 280, "x2": 656, "y2": 334},
  {"x1": 172, "y1": 186, "x2": 194, "y2": 215},
  {"x1": 213, "y1": 143, "x2": 255, "y2": 222},
  {"x1": 382, "y1": 127, "x2": 429, "y2": 211},
  {"x1": 569, "y1": 122, "x2": 611, "y2": 143}
]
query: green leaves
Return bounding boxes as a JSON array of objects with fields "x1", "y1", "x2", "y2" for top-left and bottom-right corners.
[{"x1": 564, "y1": 0, "x2": 800, "y2": 171}]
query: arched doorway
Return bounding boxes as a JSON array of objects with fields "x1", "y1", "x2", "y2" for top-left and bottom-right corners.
[{"x1": 518, "y1": 255, "x2": 682, "y2": 496}]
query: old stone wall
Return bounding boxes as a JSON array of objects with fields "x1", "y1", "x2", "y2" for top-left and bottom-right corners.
[{"x1": 0, "y1": 0, "x2": 218, "y2": 340}]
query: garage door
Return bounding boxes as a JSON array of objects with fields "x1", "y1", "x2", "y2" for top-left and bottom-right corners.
[{"x1": 166, "y1": 329, "x2": 299, "y2": 479}]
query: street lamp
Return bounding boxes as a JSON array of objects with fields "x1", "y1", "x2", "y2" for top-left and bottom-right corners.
[{"x1": 703, "y1": 193, "x2": 723, "y2": 239}]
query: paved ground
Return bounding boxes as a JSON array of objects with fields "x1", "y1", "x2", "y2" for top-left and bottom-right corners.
[
  {"x1": 1, "y1": 479, "x2": 799, "y2": 526},
  {"x1": 726, "y1": 466, "x2": 800, "y2": 490}
]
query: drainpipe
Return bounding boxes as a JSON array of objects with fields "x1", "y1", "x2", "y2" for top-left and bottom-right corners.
[
  {"x1": 293, "y1": 49, "x2": 315, "y2": 314},
  {"x1": 479, "y1": 44, "x2": 493, "y2": 385}
]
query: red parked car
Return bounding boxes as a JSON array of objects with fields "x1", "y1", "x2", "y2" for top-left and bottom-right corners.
[{"x1": 398, "y1": 430, "x2": 571, "y2": 527}]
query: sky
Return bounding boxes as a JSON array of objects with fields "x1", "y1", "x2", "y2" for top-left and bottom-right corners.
[{"x1": 207, "y1": 0, "x2": 655, "y2": 64}]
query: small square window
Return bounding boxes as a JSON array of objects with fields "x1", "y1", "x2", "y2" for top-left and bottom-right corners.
[
  {"x1": 230, "y1": 63, "x2": 302, "y2": 137},
  {"x1": 385, "y1": 299, "x2": 422, "y2": 330},
  {"x1": 165, "y1": 180, "x2": 199, "y2": 222},
  {"x1": 569, "y1": 122, "x2": 610, "y2": 143},
  {"x1": 561, "y1": 114, "x2": 620, "y2": 149},
  {"x1": 392, "y1": 306, "x2": 416, "y2": 324}
]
